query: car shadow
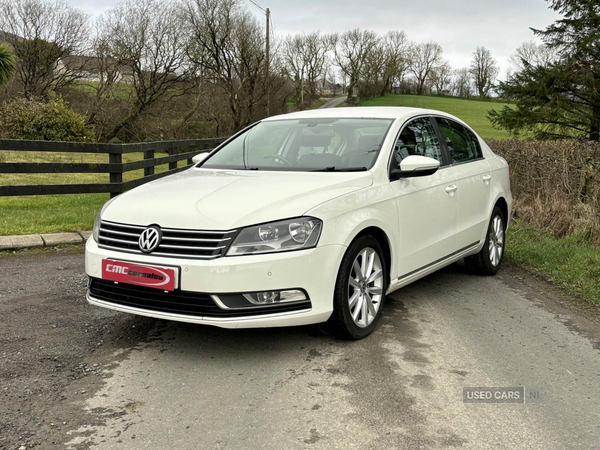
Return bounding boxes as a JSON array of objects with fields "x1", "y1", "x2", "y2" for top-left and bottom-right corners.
[{"x1": 116, "y1": 260, "x2": 476, "y2": 360}]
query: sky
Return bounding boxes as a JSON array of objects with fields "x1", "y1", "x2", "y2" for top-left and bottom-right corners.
[{"x1": 67, "y1": 0, "x2": 561, "y2": 79}]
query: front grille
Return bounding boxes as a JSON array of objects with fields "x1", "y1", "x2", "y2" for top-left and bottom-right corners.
[
  {"x1": 98, "y1": 220, "x2": 237, "y2": 259},
  {"x1": 88, "y1": 278, "x2": 312, "y2": 318}
]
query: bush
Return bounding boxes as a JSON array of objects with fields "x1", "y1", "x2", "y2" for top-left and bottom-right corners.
[
  {"x1": 0, "y1": 94, "x2": 95, "y2": 142},
  {"x1": 487, "y1": 139, "x2": 600, "y2": 245}
]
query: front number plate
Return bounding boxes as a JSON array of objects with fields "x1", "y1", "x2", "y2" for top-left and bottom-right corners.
[{"x1": 101, "y1": 260, "x2": 176, "y2": 291}]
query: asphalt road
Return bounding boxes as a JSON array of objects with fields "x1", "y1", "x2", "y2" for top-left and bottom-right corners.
[
  {"x1": 319, "y1": 96, "x2": 348, "y2": 109},
  {"x1": 2, "y1": 248, "x2": 600, "y2": 450}
]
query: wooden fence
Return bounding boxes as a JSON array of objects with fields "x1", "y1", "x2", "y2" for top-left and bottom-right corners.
[{"x1": 0, "y1": 138, "x2": 228, "y2": 198}]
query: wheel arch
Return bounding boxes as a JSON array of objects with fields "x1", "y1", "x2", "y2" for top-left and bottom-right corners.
[
  {"x1": 348, "y1": 226, "x2": 393, "y2": 289},
  {"x1": 470, "y1": 195, "x2": 511, "y2": 256},
  {"x1": 493, "y1": 196, "x2": 509, "y2": 229}
]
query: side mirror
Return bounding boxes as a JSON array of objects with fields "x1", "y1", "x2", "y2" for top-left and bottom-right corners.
[
  {"x1": 390, "y1": 155, "x2": 440, "y2": 180},
  {"x1": 192, "y1": 152, "x2": 210, "y2": 165}
]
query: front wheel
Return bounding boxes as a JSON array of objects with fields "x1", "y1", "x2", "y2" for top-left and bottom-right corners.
[
  {"x1": 324, "y1": 235, "x2": 388, "y2": 340},
  {"x1": 465, "y1": 206, "x2": 506, "y2": 275}
]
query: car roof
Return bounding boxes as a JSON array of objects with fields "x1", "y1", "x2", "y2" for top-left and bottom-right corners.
[{"x1": 263, "y1": 106, "x2": 459, "y2": 123}]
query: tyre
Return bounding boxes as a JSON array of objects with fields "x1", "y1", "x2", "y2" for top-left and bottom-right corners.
[
  {"x1": 465, "y1": 206, "x2": 506, "y2": 275},
  {"x1": 324, "y1": 235, "x2": 388, "y2": 340}
]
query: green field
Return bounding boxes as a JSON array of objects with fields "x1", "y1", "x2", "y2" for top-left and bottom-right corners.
[
  {"x1": 0, "y1": 151, "x2": 191, "y2": 236},
  {"x1": 356, "y1": 94, "x2": 511, "y2": 140},
  {"x1": 0, "y1": 194, "x2": 108, "y2": 236}
]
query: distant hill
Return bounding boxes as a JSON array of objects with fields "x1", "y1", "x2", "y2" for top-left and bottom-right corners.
[
  {"x1": 0, "y1": 30, "x2": 21, "y2": 43},
  {"x1": 356, "y1": 94, "x2": 512, "y2": 140}
]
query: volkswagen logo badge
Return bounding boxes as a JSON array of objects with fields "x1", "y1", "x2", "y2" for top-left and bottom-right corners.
[{"x1": 139, "y1": 226, "x2": 162, "y2": 253}]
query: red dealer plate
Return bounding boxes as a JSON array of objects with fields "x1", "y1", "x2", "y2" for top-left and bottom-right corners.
[{"x1": 102, "y1": 260, "x2": 176, "y2": 291}]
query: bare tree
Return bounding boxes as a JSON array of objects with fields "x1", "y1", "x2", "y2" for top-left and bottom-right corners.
[
  {"x1": 325, "y1": 63, "x2": 339, "y2": 96},
  {"x1": 233, "y1": 10, "x2": 269, "y2": 124},
  {"x1": 303, "y1": 32, "x2": 330, "y2": 101},
  {"x1": 331, "y1": 29, "x2": 378, "y2": 102},
  {"x1": 184, "y1": 0, "x2": 242, "y2": 131},
  {"x1": 96, "y1": 0, "x2": 193, "y2": 141},
  {"x1": 380, "y1": 30, "x2": 410, "y2": 96},
  {"x1": 0, "y1": 0, "x2": 89, "y2": 98},
  {"x1": 451, "y1": 67, "x2": 473, "y2": 98},
  {"x1": 283, "y1": 32, "x2": 330, "y2": 104},
  {"x1": 408, "y1": 41, "x2": 443, "y2": 95},
  {"x1": 508, "y1": 40, "x2": 558, "y2": 74},
  {"x1": 284, "y1": 34, "x2": 308, "y2": 104},
  {"x1": 361, "y1": 38, "x2": 386, "y2": 98},
  {"x1": 430, "y1": 60, "x2": 452, "y2": 95},
  {"x1": 84, "y1": 27, "x2": 127, "y2": 134},
  {"x1": 469, "y1": 46, "x2": 499, "y2": 98},
  {"x1": 185, "y1": 0, "x2": 275, "y2": 132}
]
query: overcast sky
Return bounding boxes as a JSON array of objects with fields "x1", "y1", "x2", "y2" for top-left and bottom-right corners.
[{"x1": 68, "y1": 0, "x2": 561, "y2": 78}]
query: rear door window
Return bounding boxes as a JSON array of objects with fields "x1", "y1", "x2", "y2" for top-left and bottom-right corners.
[{"x1": 435, "y1": 118, "x2": 482, "y2": 164}]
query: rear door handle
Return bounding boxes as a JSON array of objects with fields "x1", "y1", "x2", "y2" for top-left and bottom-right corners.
[
  {"x1": 445, "y1": 185, "x2": 457, "y2": 194},
  {"x1": 482, "y1": 175, "x2": 492, "y2": 182}
]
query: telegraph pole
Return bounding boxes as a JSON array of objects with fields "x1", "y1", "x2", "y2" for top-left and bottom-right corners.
[{"x1": 265, "y1": 7, "x2": 270, "y2": 116}]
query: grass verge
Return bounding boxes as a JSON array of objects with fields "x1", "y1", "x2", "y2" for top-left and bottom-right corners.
[
  {"x1": 0, "y1": 193, "x2": 107, "y2": 235},
  {"x1": 506, "y1": 221, "x2": 600, "y2": 305},
  {"x1": 311, "y1": 98, "x2": 327, "y2": 109},
  {"x1": 285, "y1": 97, "x2": 328, "y2": 110}
]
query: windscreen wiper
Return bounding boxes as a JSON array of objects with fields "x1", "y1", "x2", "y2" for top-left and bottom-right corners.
[{"x1": 310, "y1": 166, "x2": 368, "y2": 172}]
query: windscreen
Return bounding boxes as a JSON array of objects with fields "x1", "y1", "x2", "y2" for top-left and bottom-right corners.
[{"x1": 202, "y1": 118, "x2": 394, "y2": 172}]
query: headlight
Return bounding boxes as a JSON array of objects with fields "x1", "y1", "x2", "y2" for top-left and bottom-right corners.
[
  {"x1": 92, "y1": 196, "x2": 118, "y2": 242},
  {"x1": 226, "y1": 217, "x2": 322, "y2": 256},
  {"x1": 92, "y1": 209, "x2": 102, "y2": 242}
]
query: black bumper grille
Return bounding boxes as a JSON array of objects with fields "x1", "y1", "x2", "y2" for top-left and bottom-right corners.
[
  {"x1": 88, "y1": 278, "x2": 311, "y2": 318},
  {"x1": 98, "y1": 221, "x2": 237, "y2": 259}
]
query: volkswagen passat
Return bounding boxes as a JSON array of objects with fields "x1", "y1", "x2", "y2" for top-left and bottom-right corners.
[{"x1": 86, "y1": 107, "x2": 512, "y2": 339}]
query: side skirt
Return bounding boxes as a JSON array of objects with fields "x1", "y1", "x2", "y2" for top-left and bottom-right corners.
[{"x1": 386, "y1": 242, "x2": 480, "y2": 294}]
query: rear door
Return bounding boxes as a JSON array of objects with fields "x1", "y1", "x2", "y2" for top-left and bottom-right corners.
[
  {"x1": 433, "y1": 117, "x2": 491, "y2": 250},
  {"x1": 390, "y1": 116, "x2": 458, "y2": 278}
]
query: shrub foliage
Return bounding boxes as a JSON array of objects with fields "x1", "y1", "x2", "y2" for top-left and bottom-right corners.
[
  {"x1": 0, "y1": 94, "x2": 95, "y2": 142},
  {"x1": 487, "y1": 139, "x2": 600, "y2": 244}
]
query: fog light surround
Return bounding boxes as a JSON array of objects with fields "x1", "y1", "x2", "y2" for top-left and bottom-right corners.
[
  {"x1": 243, "y1": 289, "x2": 306, "y2": 305},
  {"x1": 211, "y1": 289, "x2": 308, "y2": 310}
]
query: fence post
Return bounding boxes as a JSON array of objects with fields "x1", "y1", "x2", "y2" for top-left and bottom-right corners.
[
  {"x1": 168, "y1": 147, "x2": 177, "y2": 170},
  {"x1": 144, "y1": 148, "x2": 155, "y2": 177},
  {"x1": 108, "y1": 139, "x2": 123, "y2": 199}
]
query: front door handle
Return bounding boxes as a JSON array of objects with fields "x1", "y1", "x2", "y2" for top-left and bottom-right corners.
[
  {"x1": 482, "y1": 175, "x2": 492, "y2": 183},
  {"x1": 445, "y1": 185, "x2": 457, "y2": 195}
]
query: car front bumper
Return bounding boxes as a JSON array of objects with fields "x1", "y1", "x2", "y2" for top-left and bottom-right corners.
[{"x1": 85, "y1": 237, "x2": 346, "y2": 328}]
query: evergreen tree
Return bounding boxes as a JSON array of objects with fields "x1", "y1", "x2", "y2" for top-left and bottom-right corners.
[{"x1": 489, "y1": 0, "x2": 600, "y2": 140}]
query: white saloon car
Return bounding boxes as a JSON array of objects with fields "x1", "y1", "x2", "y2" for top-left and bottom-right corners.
[{"x1": 86, "y1": 107, "x2": 512, "y2": 339}]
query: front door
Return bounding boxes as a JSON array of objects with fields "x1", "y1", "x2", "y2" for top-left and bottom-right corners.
[{"x1": 390, "y1": 117, "x2": 459, "y2": 278}]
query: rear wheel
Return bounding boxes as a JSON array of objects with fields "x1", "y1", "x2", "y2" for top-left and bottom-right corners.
[
  {"x1": 465, "y1": 206, "x2": 506, "y2": 275},
  {"x1": 324, "y1": 235, "x2": 388, "y2": 340}
]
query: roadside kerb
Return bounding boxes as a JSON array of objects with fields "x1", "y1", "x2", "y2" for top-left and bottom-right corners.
[{"x1": 0, "y1": 231, "x2": 92, "y2": 251}]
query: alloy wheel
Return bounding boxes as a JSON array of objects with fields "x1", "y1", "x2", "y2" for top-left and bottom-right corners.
[
  {"x1": 488, "y1": 215, "x2": 504, "y2": 267},
  {"x1": 348, "y1": 247, "x2": 384, "y2": 328}
]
